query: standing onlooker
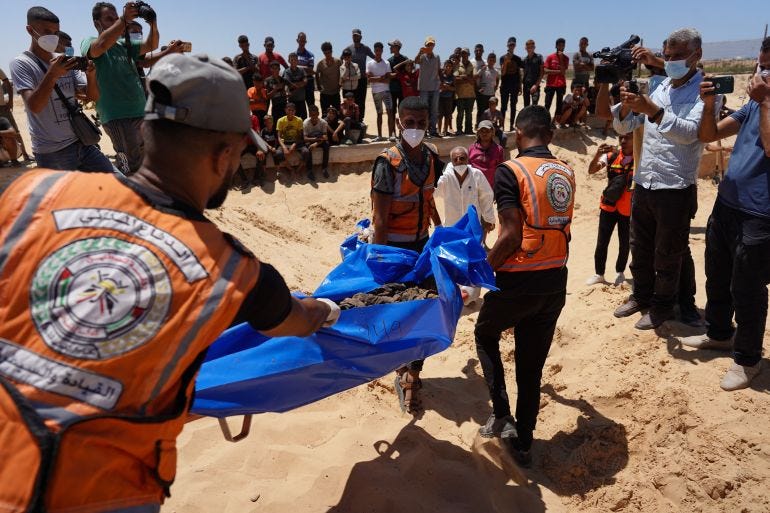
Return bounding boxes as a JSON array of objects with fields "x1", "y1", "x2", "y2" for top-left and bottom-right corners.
[
  {"x1": 474, "y1": 105, "x2": 575, "y2": 468},
  {"x1": 469, "y1": 119, "x2": 505, "y2": 187},
  {"x1": 473, "y1": 43, "x2": 486, "y2": 121},
  {"x1": 258, "y1": 36, "x2": 288, "y2": 79},
  {"x1": 12, "y1": 6, "x2": 112, "y2": 171},
  {"x1": 265, "y1": 61, "x2": 289, "y2": 121},
  {"x1": 544, "y1": 38, "x2": 569, "y2": 120},
  {"x1": 316, "y1": 42, "x2": 341, "y2": 111},
  {"x1": 346, "y1": 29, "x2": 375, "y2": 121},
  {"x1": 339, "y1": 48, "x2": 361, "y2": 102},
  {"x1": 84, "y1": 1, "x2": 160, "y2": 175},
  {"x1": 475, "y1": 52, "x2": 499, "y2": 126},
  {"x1": 586, "y1": 134, "x2": 634, "y2": 287},
  {"x1": 612, "y1": 28, "x2": 705, "y2": 330},
  {"x1": 438, "y1": 60, "x2": 456, "y2": 137},
  {"x1": 522, "y1": 39, "x2": 544, "y2": 107},
  {"x1": 454, "y1": 48, "x2": 476, "y2": 135},
  {"x1": 681, "y1": 39, "x2": 770, "y2": 390},
  {"x1": 500, "y1": 37, "x2": 523, "y2": 130},
  {"x1": 572, "y1": 37, "x2": 594, "y2": 87},
  {"x1": 367, "y1": 42, "x2": 395, "y2": 141},
  {"x1": 233, "y1": 35, "x2": 258, "y2": 88},
  {"x1": 0, "y1": 66, "x2": 32, "y2": 161},
  {"x1": 283, "y1": 53, "x2": 308, "y2": 119},
  {"x1": 303, "y1": 104, "x2": 330, "y2": 179},
  {"x1": 388, "y1": 39, "x2": 407, "y2": 111},
  {"x1": 295, "y1": 32, "x2": 315, "y2": 113},
  {"x1": 415, "y1": 36, "x2": 442, "y2": 138},
  {"x1": 435, "y1": 146, "x2": 496, "y2": 230}
]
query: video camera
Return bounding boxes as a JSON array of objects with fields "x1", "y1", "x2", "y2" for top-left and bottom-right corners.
[
  {"x1": 594, "y1": 35, "x2": 640, "y2": 83},
  {"x1": 133, "y1": 1, "x2": 156, "y2": 23}
]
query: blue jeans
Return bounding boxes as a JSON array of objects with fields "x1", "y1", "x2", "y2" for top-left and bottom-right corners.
[
  {"x1": 34, "y1": 141, "x2": 115, "y2": 172},
  {"x1": 419, "y1": 90, "x2": 439, "y2": 134}
]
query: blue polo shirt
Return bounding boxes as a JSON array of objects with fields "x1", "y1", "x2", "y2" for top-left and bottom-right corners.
[{"x1": 718, "y1": 101, "x2": 770, "y2": 220}]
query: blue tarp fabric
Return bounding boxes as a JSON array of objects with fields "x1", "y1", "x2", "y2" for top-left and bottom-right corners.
[{"x1": 191, "y1": 207, "x2": 495, "y2": 417}]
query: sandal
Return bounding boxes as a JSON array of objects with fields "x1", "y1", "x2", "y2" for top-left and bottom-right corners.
[{"x1": 394, "y1": 367, "x2": 422, "y2": 414}]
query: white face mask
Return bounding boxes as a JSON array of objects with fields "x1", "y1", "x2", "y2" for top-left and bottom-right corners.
[
  {"x1": 453, "y1": 164, "x2": 468, "y2": 175},
  {"x1": 401, "y1": 128, "x2": 425, "y2": 147},
  {"x1": 130, "y1": 32, "x2": 143, "y2": 42},
  {"x1": 34, "y1": 31, "x2": 60, "y2": 53}
]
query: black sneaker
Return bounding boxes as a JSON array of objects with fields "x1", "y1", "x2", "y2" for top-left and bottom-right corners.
[
  {"x1": 614, "y1": 296, "x2": 649, "y2": 318},
  {"x1": 479, "y1": 414, "x2": 518, "y2": 439},
  {"x1": 322, "y1": 168, "x2": 330, "y2": 178},
  {"x1": 678, "y1": 304, "x2": 703, "y2": 327},
  {"x1": 634, "y1": 309, "x2": 675, "y2": 330},
  {"x1": 307, "y1": 171, "x2": 316, "y2": 182}
]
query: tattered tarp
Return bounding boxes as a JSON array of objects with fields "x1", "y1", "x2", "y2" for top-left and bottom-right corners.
[{"x1": 191, "y1": 207, "x2": 495, "y2": 417}]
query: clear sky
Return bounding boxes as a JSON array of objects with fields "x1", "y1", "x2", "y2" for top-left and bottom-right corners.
[{"x1": 1, "y1": 0, "x2": 768, "y2": 74}]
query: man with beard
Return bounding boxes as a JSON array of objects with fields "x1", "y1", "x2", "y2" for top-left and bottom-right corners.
[{"x1": 0, "y1": 53, "x2": 337, "y2": 513}]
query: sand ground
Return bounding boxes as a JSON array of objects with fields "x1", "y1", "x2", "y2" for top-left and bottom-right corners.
[{"x1": 1, "y1": 75, "x2": 768, "y2": 513}]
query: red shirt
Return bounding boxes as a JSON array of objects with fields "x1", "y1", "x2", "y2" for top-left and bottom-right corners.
[
  {"x1": 468, "y1": 141, "x2": 506, "y2": 187},
  {"x1": 258, "y1": 52, "x2": 288, "y2": 79},
  {"x1": 397, "y1": 70, "x2": 420, "y2": 98},
  {"x1": 544, "y1": 52, "x2": 569, "y2": 88}
]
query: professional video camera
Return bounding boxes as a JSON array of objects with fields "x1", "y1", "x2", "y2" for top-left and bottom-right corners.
[
  {"x1": 593, "y1": 35, "x2": 640, "y2": 83},
  {"x1": 133, "y1": 1, "x2": 156, "y2": 23}
]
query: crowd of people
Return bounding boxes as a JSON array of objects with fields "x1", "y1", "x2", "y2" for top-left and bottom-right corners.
[{"x1": 0, "y1": 3, "x2": 768, "y2": 511}]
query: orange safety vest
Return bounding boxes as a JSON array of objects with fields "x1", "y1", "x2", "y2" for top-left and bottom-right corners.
[
  {"x1": 0, "y1": 170, "x2": 259, "y2": 513},
  {"x1": 498, "y1": 156, "x2": 576, "y2": 272},
  {"x1": 599, "y1": 151, "x2": 634, "y2": 217},
  {"x1": 372, "y1": 144, "x2": 437, "y2": 243}
]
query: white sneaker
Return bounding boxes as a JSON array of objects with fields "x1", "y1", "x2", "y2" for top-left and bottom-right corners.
[
  {"x1": 585, "y1": 274, "x2": 605, "y2": 286},
  {"x1": 613, "y1": 272, "x2": 626, "y2": 286},
  {"x1": 678, "y1": 334, "x2": 733, "y2": 351},
  {"x1": 720, "y1": 361, "x2": 761, "y2": 391}
]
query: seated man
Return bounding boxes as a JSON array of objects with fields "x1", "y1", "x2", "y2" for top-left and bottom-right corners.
[
  {"x1": 274, "y1": 102, "x2": 311, "y2": 179},
  {"x1": 481, "y1": 97, "x2": 507, "y2": 148},
  {"x1": 0, "y1": 116, "x2": 20, "y2": 165},
  {"x1": 303, "y1": 104, "x2": 330, "y2": 180},
  {"x1": 324, "y1": 106, "x2": 343, "y2": 145},
  {"x1": 557, "y1": 82, "x2": 590, "y2": 127},
  {"x1": 340, "y1": 91, "x2": 367, "y2": 144}
]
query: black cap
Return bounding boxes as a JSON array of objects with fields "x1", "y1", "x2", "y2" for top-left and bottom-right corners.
[
  {"x1": 264, "y1": 36, "x2": 275, "y2": 45},
  {"x1": 344, "y1": 91, "x2": 355, "y2": 98},
  {"x1": 237, "y1": 35, "x2": 248, "y2": 43},
  {"x1": 374, "y1": 41, "x2": 383, "y2": 49},
  {"x1": 507, "y1": 37, "x2": 517, "y2": 45},
  {"x1": 341, "y1": 48, "x2": 352, "y2": 57}
]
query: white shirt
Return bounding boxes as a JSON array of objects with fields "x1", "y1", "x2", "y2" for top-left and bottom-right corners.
[
  {"x1": 366, "y1": 59, "x2": 391, "y2": 94},
  {"x1": 435, "y1": 163, "x2": 496, "y2": 227}
]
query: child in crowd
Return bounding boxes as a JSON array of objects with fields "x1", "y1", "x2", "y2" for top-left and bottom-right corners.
[
  {"x1": 247, "y1": 73, "x2": 268, "y2": 127},
  {"x1": 439, "y1": 60, "x2": 456, "y2": 136},
  {"x1": 340, "y1": 92, "x2": 367, "y2": 145},
  {"x1": 481, "y1": 97, "x2": 506, "y2": 148},
  {"x1": 324, "y1": 107, "x2": 343, "y2": 145},
  {"x1": 557, "y1": 82, "x2": 590, "y2": 128},
  {"x1": 395, "y1": 59, "x2": 419, "y2": 99}
]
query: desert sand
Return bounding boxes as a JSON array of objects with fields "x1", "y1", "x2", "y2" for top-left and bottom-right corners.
[{"x1": 1, "y1": 74, "x2": 768, "y2": 513}]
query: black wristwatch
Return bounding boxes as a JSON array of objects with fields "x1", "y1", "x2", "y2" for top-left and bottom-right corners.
[{"x1": 649, "y1": 107, "x2": 664, "y2": 123}]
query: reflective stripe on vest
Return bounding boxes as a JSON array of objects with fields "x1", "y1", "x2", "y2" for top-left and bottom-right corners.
[
  {"x1": 0, "y1": 170, "x2": 259, "y2": 512},
  {"x1": 372, "y1": 145, "x2": 436, "y2": 242},
  {"x1": 498, "y1": 157, "x2": 575, "y2": 272},
  {"x1": 600, "y1": 151, "x2": 634, "y2": 217}
]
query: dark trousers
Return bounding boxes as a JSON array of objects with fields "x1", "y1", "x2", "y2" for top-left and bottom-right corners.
[
  {"x1": 304, "y1": 78, "x2": 316, "y2": 111},
  {"x1": 307, "y1": 141, "x2": 330, "y2": 169},
  {"x1": 456, "y1": 97, "x2": 474, "y2": 133},
  {"x1": 629, "y1": 184, "x2": 697, "y2": 314},
  {"x1": 391, "y1": 88, "x2": 404, "y2": 112},
  {"x1": 475, "y1": 288, "x2": 566, "y2": 449},
  {"x1": 544, "y1": 86, "x2": 566, "y2": 116},
  {"x1": 522, "y1": 83, "x2": 540, "y2": 107},
  {"x1": 388, "y1": 236, "x2": 430, "y2": 371},
  {"x1": 500, "y1": 78, "x2": 520, "y2": 128},
  {"x1": 320, "y1": 92, "x2": 341, "y2": 112},
  {"x1": 354, "y1": 76, "x2": 368, "y2": 120},
  {"x1": 274, "y1": 143, "x2": 309, "y2": 167},
  {"x1": 476, "y1": 94, "x2": 492, "y2": 126},
  {"x1": 594, "y1": 209, "x2": 630, "y2": 275},
  {"x1": 705, "y1": 200, "x2": 770, "y2": 366},
  {"x1": 291, "y1": 99, "x2": 307, "y2": 120},
  {"x1": 271, "y1": 99, "x2": 287, "y2": 123}
]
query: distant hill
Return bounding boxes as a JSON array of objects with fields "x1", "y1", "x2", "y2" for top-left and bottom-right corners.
[{"x1": 702, "y1": 39, "x2": 763, "y2": 60}]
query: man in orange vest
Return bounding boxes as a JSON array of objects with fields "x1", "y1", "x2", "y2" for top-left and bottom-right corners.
[
  {"x1": 0, "y1": 53, "x2": 336, "y2": 513},
  {"x1": 371, "y1": 95, "x2": 443, "y2": 414},
  {"x1": 586, "y1": 133, "x2": 634, "y2": 287},
  {"x1": 474, "y1": 105, "x2": 575, "y2": 468}
]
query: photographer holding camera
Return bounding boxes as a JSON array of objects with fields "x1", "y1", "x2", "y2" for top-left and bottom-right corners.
[
  {"x1": 10, "y1": 6, "x2": 112, "y2": 171},
  {"x1": 612, "y1": 28, "x2": 705, "y2": 330},
  {"x1": 83, "y1": 1, "x2": 160, "y2": 175}
]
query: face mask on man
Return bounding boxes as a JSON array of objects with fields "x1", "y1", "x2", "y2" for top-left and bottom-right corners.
[
  {"x1": 33, "y1": 30, "x2": 60, "y2": 53},
  {"x1": 453, "y1": 164, "x2": 468, "y2": 175},
  {"x1": 401, "y1": 128, "x2": 425, "y2": 147},
  {"x1": 664, "y1": 53, "x2": 694, "y2": 80}
]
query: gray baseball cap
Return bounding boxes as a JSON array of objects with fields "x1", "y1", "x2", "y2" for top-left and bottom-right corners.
[
  {"x1": 476, "y1": 120, "x2": 495, "y2": 131},
  {"x1": 145, "y1": 53, "x2": 266, "y2": 150}
]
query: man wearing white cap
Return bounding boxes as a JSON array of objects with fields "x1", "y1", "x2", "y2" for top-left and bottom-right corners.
[{"x1": 0, "y1": 53, "x2": 338, "y2": 513}]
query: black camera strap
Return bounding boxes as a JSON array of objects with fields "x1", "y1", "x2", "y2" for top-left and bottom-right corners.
[{"x1": 24, "y1": 51, "x2": 82, "y2": 118}]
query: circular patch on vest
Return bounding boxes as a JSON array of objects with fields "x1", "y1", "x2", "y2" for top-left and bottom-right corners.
[
  {"x1": 546, "y1": 173, "x2": 573, "y2": 213},
  {"x1": 30, "y1": 237, "x2": 172, "y2": 360}
]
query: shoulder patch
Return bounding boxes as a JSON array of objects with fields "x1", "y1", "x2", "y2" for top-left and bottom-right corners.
[{"x1": 223, "y1": 232, "x2": 255, "y2": 258}]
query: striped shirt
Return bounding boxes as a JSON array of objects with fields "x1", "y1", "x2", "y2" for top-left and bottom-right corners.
[{"x1": 612, "y1": 72, "x2": 704, "y2": 190}]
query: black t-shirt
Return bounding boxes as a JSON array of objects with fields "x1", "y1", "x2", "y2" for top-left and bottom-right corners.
[
  {"x1": 502, "y1": 54, "x2": 523, "y2": 81},
  {"x1": 493, "y1": 145, "x2": 568, "y2": 294},
  {"x1": 523, "y1": 53, "x2": 543, "y2": 85},
  {"x1": 260, "y1": 127, "x2": 278, "y2": 148},
  {"x1": 388, "y1": 54, "x2": 407, "y2": 91},
  {"x1": 118, "y1": 175, "x2": 292, "y2": 331},
  {"x1": 233, "y1": 52, "x2": 259, "y2": 87}
]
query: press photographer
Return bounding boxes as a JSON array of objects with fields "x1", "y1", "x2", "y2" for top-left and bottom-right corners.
[
  {"x1": 83, "y1": 1, "x2": 160, "y2": 174},
  {"x1": 611, "y1": 28, "x2": 705, "y2": 330}
]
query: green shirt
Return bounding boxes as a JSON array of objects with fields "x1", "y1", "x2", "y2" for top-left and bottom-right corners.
[{"x1": 82, "y1": 37, "x2": 145, "y2": 123}]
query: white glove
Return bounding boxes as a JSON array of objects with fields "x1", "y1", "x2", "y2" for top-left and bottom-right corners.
[{"x1": 315, "y1": 298, "x2": 341, "y2": 327}]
